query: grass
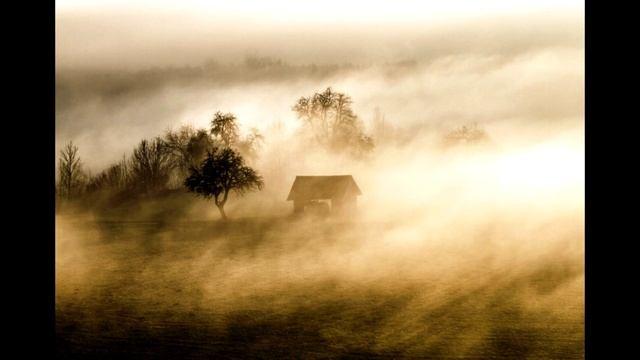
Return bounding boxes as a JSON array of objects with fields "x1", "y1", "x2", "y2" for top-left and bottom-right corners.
[{"x1": 56, "y1": 213, "x2": 583, "y2": 359}]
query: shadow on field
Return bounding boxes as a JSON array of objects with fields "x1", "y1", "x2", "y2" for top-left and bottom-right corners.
[{"x1": 56, "y1": 216, "x2": 583, "y2": 359}]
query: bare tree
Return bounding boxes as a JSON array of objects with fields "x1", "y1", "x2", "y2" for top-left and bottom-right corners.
[
  {"x1": 164, "y1": 125, "x2": 198, "y2": 170},
  {"x1": 58, "y1": 141, "x2": 85, "y2": 200},
  {"x1": 86, "y1": 154, "x2": 130, "y2": 194},
  {"x1": 130, "y1": 137, "x2": 173, "y2": 194},
  {"x1": 164, "y1": 126, "x2": 215, "y2": 186}
]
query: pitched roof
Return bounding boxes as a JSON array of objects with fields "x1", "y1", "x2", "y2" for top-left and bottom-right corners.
[{"x1": 287, "y1": 175, "x2": 362, "y2": 201}]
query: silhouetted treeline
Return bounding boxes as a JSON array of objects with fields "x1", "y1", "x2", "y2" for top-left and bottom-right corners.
[
  {"x1": 58, "y1": 113, "x2": 265, "y2": 207},
  {"x1": 56, "y1": 56, "x2": 363, "y2": 112},
  {"x1": 55, "y1": 56, "x2": 427, "y2": 113},
  {"x1": 57, "y1": 85, "x2": 490, "y2": 210},
  {"x1": 442, "y1": 123, "x2": 490, "y2": 147}
]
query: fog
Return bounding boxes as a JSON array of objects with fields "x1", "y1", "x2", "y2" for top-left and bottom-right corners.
[
  {"x1": 56, "y1": 144, "x2": 583, "y2": 357},
  {"x1": 56, "y1": 1, "x2": 584, "y2": 358},
  {"x1": 56, "y1": 0, "x2": 583, "y2": 69},
  {"x1": 56, "y1": 122, "x2": 584, "y2": 357},
  {"x1": 56, "y1": 47, "x2": 583, "y2": 173}
]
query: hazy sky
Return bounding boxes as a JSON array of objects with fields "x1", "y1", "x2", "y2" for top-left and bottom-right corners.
[
  {"x1": 56, "y1": 0, "x2": 584, "y2": 69},
  {"x1": 56, "y1": 5, "x2": 584, "y2": 356},
  {"x1": 57, "y1": 0, "x2": 582, "y2": 20},
  {"x1": 56, "y1": 0, "x2": 584, "y2": 173}
]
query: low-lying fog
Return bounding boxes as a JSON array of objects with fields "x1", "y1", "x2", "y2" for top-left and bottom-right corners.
[{"x1": 56, "y1": 2, "x2": 584, "y2": 358}]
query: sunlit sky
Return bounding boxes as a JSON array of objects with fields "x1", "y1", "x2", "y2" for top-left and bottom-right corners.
[
  {"x1": 56, "y1": 0, "x2": 584, "y2": 70},
  {"x1": 57, "y1": 0, "x2": 583, "y2": 22},
  {"x1": 56, "y1": 0, "x2": 584, "y2": 191}
]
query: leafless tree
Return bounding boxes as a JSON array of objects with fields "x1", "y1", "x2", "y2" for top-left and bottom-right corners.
[
  {"x1": 86, "y1": 155, "x2": 130, "y2": 194},
  {"x1": 58, "y1": 141, "x2": 85, "y2": 200},
  {"x1": 130, "y1": 137, "x2": 173, "y2": 194}
]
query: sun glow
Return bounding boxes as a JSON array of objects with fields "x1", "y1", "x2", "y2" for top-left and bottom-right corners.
[
  {"x1": 493, "y1": 143, "x2": 583, "y2": 193},
  {"x1": 57, "y1": 0, "x2": 584, "y2": 24}
]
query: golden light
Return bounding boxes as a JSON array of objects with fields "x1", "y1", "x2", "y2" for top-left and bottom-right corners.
[
  {"x1": 492, "y1": 143, "x2": 584, "y2": 193},
  {"x1": 57, "y1": 0, "x2": 584, "y2": 24}
]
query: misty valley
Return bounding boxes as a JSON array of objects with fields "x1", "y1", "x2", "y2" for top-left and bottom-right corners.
[
  {"x1": 56, "y1": 3, "x2": 584, "y2": 358},
  {"x1": 56, "y1": 213, "x2": 583, "y2": 359}
]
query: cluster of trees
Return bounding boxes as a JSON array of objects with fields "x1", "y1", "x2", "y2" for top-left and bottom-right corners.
[
  {"x1": 58, "y1": 112, "x2": 265, "y2": 218},
  {"x1": 58, "y1": 88, "x2": 448, "y2": 218},
  {"x1": 442, "y1": 123, "x2": 489, "y2": 146},
  {"x1": 183, "y1": 112, "x2": 264, "y2": 219},
  {"x1": 293, "y1": 87, "x2": 374, "y2": 158}
]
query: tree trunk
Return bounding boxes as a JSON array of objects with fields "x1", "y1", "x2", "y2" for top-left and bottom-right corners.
[{"x1": 216, "y1": 204, "x2": 228, "y2": 220}]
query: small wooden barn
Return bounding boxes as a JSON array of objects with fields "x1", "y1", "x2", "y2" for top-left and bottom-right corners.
[{"x1": 286, "y1": 175, "x2": 362, "y2": 215}]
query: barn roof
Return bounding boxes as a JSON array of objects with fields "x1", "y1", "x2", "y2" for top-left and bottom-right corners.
[{"x1": 286, "y1": 175, "x2": 362, "y2": 201}]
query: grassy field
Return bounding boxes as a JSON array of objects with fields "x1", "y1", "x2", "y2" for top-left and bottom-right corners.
[{"x1": 56, "y1": 212, "x2": 583, "y2": 359}]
